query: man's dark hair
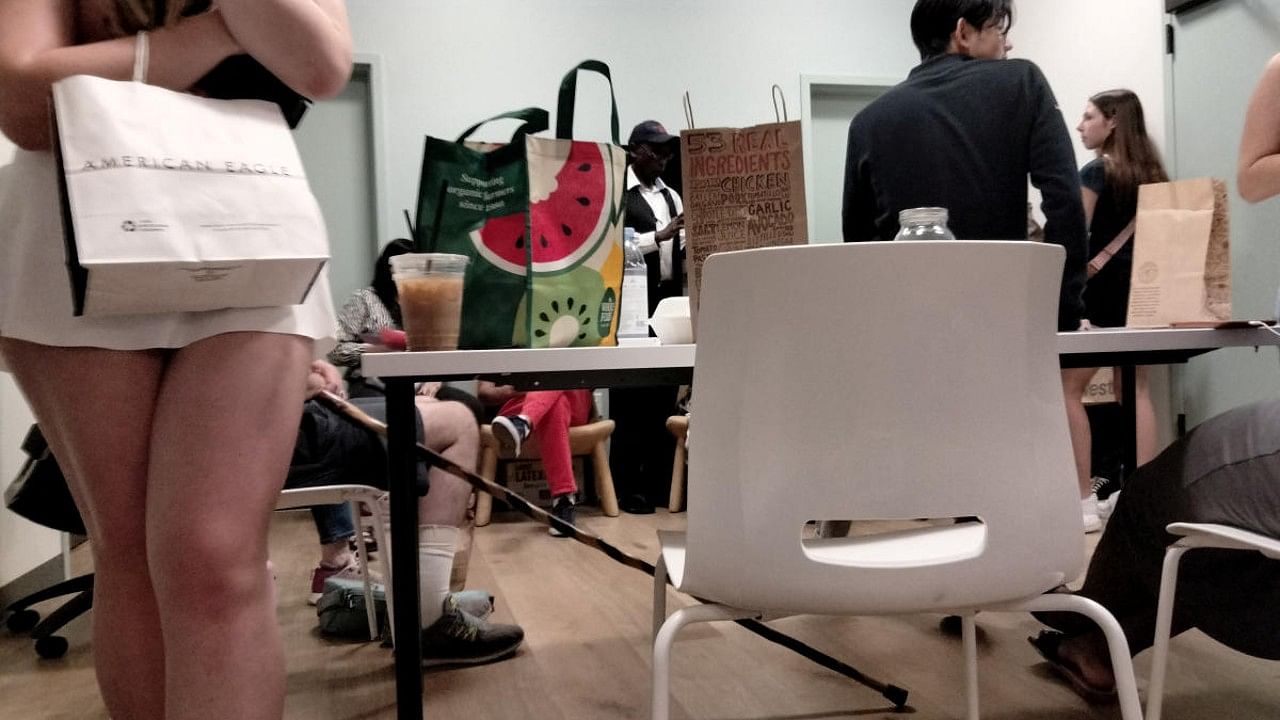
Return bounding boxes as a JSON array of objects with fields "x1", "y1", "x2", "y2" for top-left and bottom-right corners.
[{"x1": 910, "y1": 0, "x2": 1014, "y2": 60}]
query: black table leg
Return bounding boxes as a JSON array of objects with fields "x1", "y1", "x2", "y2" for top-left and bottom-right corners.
[
  {"x1": 1119, "y1": 365, "x2": 1138, "y2": 483},
  {"x1": 386, "y1": 378, "x2": 423, "y2": 720}
]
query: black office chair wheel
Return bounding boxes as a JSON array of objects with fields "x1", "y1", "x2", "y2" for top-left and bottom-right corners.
[
  {"x1": 35, "y1": 635, "x2": 69, "y2": 659},
  {"x1": 5, "y1": 609, "x2": 39, "y2": 634}
]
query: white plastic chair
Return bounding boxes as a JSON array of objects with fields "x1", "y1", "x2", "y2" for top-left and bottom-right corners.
[
  {"x1": 1145, "y1": 522, "x2": 1280, "y2": 720},
  {"x1": 276, "y1": 484, "x2": 394, "y2": 642},
  {"x1": 651, "y1": 241, "x2": 1142, "y2": 720}
]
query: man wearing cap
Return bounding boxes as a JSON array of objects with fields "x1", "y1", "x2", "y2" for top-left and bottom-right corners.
[
  {"x1": 610, "y1": 120, "x2": 685, "y2": 515},
  {"x1": 624, "y1": 120, "x2": 686, "y2": 308}
]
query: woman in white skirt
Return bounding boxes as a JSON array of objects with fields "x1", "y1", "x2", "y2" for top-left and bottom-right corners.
[{"x1": 0, "y1": 2, "x2": 350, "y2": 719}]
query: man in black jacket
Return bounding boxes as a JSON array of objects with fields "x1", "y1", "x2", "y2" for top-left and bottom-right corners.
[{"x1": 843, "y1": 0, "x2": 1087, "y2": 333}]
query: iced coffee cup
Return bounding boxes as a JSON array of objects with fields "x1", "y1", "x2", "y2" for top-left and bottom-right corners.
[{"x1": 390, "y1": 253, "x2": 469, "y2": 351}]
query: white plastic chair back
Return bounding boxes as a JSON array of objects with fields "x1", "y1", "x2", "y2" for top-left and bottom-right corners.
[{"x1": 682, "y1": 241, "x2": 1081, "y2": 615}]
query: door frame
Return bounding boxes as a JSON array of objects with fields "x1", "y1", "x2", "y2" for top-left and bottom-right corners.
[
  {"x1": 799, "y1": 74, "x2": 897, "y2": 242},
  {"x1": 354, "y1": 53, "x2": 390, "y2": 258}
]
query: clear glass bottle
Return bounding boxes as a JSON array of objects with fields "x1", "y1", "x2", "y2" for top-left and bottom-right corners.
[
  {"x1": 618, "y1": 227, "x2": 650, "y2": 340},
  {"x1": 894, "y1": 207, "x2": 956, "y2": 241}
]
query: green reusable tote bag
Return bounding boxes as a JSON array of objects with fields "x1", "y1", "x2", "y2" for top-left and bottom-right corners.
[{"x1": 415, "y1": 60, "x2": 625, "y2": 349}]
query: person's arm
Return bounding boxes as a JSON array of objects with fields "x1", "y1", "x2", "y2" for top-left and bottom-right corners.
[
  {"x1": 1238, "y1": 53, "x2": 1280, "y2": 203},
  {"x1": 0, "y1": 0, "x2": 240, "y2": 150},
  {"x1": 635, "y1": 217, "x2": 682, "y2": 256},
  {"x1": 1081, "y1": 187, "x2": 1098, "y2": 228},
  {"x1": 842, "y1": 120, "x2": 883, "y2": 242},
  {"x1": 328, "y1": 291, "x2": 375, "y2": 369},
  {"x1": 476, "y1": 380, "x2": 518, "y2": 406},
  {"x1": 216, "y1": 0, "x2": 351, "y2": 101},
  {"x1": 1025, "y1": 64, "x2": 1088, "y2": 331}
]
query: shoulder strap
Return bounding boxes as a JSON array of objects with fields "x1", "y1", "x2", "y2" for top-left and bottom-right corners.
[{"x1": 1086, "y1": 218, "x2": 1137, "y2": 278}]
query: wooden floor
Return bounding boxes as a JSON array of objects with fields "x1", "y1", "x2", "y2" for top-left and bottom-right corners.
[{"x1": 2, "y1": 506, "x2": 1278, "y2": 720}]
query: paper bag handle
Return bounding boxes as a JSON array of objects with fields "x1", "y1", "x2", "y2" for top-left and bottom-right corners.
[
  {"x1": 556, "y1": 60, "x2": 620, "y2": 145},
  {"x1": 683, "y1": 91, "x2": 696, "y2": 129},
  {"x1": 454, "y1": 107, "x2": 549, "y2": 144},
  {"x1": 772, "y1": 84, "x2": 788, "y2": 123}
]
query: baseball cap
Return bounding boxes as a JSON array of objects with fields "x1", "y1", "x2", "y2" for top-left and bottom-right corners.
[{"x1": 627, "y1": 120, "x2": 678, "y2": 148}]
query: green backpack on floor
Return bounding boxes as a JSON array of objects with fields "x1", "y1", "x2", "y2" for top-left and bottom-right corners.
[{"x1": 316, "y1": 577, "x2": 387, "y2": 641}]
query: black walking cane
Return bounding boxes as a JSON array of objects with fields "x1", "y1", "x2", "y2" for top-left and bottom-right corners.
[{"x1": 318, "y1": 391, "x2": 910, "y2": 712}]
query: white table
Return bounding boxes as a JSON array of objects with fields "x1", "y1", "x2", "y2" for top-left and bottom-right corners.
[{"x1": 362, "y1": 325, "x2": 1280, "y2": 720}]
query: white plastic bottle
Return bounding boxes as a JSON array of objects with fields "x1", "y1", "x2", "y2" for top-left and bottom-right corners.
[{"x1": 618, "y1": 227, "x2": 650, "y2": 342}]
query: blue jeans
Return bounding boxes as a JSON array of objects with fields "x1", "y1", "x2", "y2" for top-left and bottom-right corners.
[{"x1": 285, "y1": 398, "x2": 426, "y2": 547}]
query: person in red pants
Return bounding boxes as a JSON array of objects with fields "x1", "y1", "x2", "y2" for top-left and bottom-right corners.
[{"x1": 489, "y1": 389, "x2": 594, "y2": 536}]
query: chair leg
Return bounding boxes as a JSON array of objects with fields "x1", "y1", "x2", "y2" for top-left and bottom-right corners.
[
  {"x1": 592, "y1": 442, "x2": 619, "y2": 517},
  {"x1": 475, "y1": 447, "x2": 498, "y2": 527},
  {"x1": 653, "y1": 554, "x2": 668, "y2": 642},
  {"x1": 350, "y1": 499, "x2": 378, "y2": 641},
  {"x1": 962, "y1": 613, "x2": 979, "y2": 720},
  {"x1": 30, "y1": 588, "x2": 93, "y2": 640},
  {"x1": 1147, "y1": 545, "x2": 1189, "y2": 720},
  {"x1": 369, "y1": 499, "x2": 395, "y2": 645},
  {"x1": 4, "y1": 574, "x2": 94, "y2": 612},
  {"x1": 652, "y1": 603, "x2": 753, "y2": 720},
  {"x1": 668, "y1": 438, "x2": 686, "y2": 513},
  {"x1": 1017, "y1": 593, "x2": 1143, "y2": 720}
]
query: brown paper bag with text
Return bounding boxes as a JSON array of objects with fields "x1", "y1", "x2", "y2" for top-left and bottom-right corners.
[
  {"x1": 681, "y1": 120, "x2": 808, "y2": 335},
  {"x1": 1125, "y1": 178, "x2": 1230, "y2": 327}
]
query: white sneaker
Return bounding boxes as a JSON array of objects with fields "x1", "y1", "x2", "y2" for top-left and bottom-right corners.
[
  {"x1": 1081, "y1": 494, "x2": 1102, "y2": 534},
  {"x1": 1097, "y1": 490, "x2": 1120, "y2": 521}
]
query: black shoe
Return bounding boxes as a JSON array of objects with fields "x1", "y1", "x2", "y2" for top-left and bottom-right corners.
[
  {"x1": 420, "y1": 595, "x2": 523, "y2": 667},
  {"x1": 548, "y1": 495, "x2": 576, "y2": 537},
  {"x1": 619, "y1": 494, "x2": 655, "y2": 515},
  {"x1": 492, "y1": 415, "x2": 531, "y2": 456}
]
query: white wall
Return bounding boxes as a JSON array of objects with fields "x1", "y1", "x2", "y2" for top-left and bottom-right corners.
[
  {"x1": 0, "y1": 136, "x2": 62, "y2": 587},
  {"x1": 346, "y1": 0, "x2": 922, "y2": 237},
  {"x1": 1012, "y1": 0, "x2": 1169, "y2": 217}
]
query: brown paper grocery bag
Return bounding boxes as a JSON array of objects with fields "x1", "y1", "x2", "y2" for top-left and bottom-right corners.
[
  {"x1": 681, "y1": 120, "x2": 808, "y2": 334},
  {"x1": 1125, "y1": 177, "x2": 1230, "y2": 327},
  {"x1": 1081, "y1": 367, "x2": 1116, "y2": 405}
]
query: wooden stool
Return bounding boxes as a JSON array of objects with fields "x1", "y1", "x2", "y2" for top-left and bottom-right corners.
[
  {"x1": 475, "y1": 418, "x2": 619, "y2": 526},
  {"x1": 666, "y1": 415, "x2": 689, "y2": 513}
]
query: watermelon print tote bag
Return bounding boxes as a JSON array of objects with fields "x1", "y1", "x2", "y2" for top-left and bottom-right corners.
[{"x1": 415, "y1": 60, "x2": 625, "y2": 349}]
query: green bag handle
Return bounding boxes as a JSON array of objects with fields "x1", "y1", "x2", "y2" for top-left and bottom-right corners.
[
  {"x1": 555, "y1": 59, "x2": 620, "y2": 145},
  {"x1": 454, "y1": 107, "x2": 549, "y2": 144}
]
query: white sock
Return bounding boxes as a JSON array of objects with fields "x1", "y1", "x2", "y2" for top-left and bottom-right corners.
[{"x1": 419, "y1": 524, "x2": 458, "y2": 628}]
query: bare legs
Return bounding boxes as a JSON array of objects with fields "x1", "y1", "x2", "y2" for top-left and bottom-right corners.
[
  {"x1": 3, "y1": 340, "x2": 168, "y2": 719},
  {"x1": 1116, "y1": 365, "x2": 1158, "y2": 466},
  {"x1": 1, "y1": 332, "x2": 311, "y2": 720},
  {"x1": 1061, "y1": 368, "x2": 1096, "y2": 498},
  {"x1": 415, "y1": 397, "x2": 479, "y2": 528}
]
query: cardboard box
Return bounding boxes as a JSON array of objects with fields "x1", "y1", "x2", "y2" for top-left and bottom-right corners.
[{"x1": 503, "y1": 457, "x2": 585, "y2": 508}]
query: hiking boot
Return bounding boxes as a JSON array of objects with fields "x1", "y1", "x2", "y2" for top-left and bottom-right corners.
[
  {"x1": 492, "y1": 415, "x2": 531, "y2": 457},
  {"x1": 420, "y1": 595, "x2": 524, "y2": 667},
  {"x1": 548, "y1": 494, "x2": 576, "y2": 538},
  {"x1": 309, "y1": 557, "x2": 381, "y2": 606}
]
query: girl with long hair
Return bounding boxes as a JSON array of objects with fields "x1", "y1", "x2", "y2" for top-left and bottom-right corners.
[
  {"x1": 329, "y1": 238, "x2": 414, "y2": 396},
  {"x1": 1061, "y1": 89, "x2": 1169, "y2": 531},
  {"x1": 0, "y1": 2, "x2": 351, "y2": 718}
]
